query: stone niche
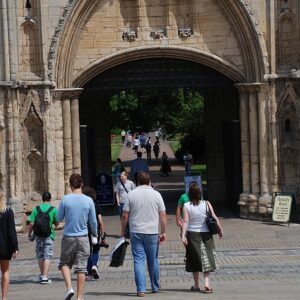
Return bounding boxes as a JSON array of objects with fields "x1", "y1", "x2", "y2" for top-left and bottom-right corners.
[{"x1": 21, "y1": 93, "x2": 45, "y2": 211}]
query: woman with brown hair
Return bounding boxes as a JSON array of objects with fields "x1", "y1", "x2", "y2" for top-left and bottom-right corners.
[
  {"x1": 181, "y1": 184, "x2": 223, "y2": 293},
  {"x1": 0, "y1": 191, "x2": 18, "y2": 300}
]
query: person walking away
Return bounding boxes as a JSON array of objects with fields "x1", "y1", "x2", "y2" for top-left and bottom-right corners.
[
  {"x1": 58, "y1": 174, "x2": 97, "y2": 300},
  {"x1": 160, "y1": 151, "x2": 171, "y2": 177},
  {"x1": 133, "y1": 135, "x2": 140, "y2": 154},
  {"x1": 121, "y1": 172, "x2": 167, "y2": 296},
  {"x1": 153, "y1": 141, "x2": 160, "y2": 160},
  {"x1": 112, "y1": 158, "x2": 125, "y2": 183},
  {"x1": 28, "y1": 191, "x2": 58, "y2": 284},
  {"x1": 0, "y1": 191, "x2": 18, "y2": 300},
  {"x1": 183, "y1": 150, "x2": 193, "y2": 175},
  {"x1": 130, "y1": 151, "x2": 149, "y2": 186},
  {"x1": 181, "y1": 184, "x2": 223, "y2": 293},
  {"x1": 82, "y1": 186, "x2": 108, "y2": 281},
  {"x1": 126, "y1": 133, "x2": 133, "y2": 148},
  {"x1": 139, "y1": 133, "x2": 147, "y2": 153},
  {"x1": 121, "y1": 130, "x2": 126, "y2": 144}
]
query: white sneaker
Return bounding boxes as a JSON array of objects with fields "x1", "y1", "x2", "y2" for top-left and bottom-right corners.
[
  {"x1": 40, "y1": 277, "x2": 52, "y2": 284},
  {"x1": 64, "y1": 288, "x2": 75, "y2": 300}
]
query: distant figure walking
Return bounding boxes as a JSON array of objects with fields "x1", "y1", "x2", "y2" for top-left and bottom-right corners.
[
  {"x1": 27, "y1": 191, "x2": 59, "y2": 284},
  {"x1": 160, "y1": 151, "x2": 171, "y2": 177},
  {"x1": 58, "y1": 174, "x2": 97, "y2": 300},
  {"x1": 112, "y1": 158, "x2": 125, "y2": 183},
  {"x1": 153, "y1": 141, "x2": 160, "y2": 160},
  {"x1": 183, "y1": 150, "x2": 193, "y2": 175},
  {"x1": 133, "y1": 136, "x2": 140, "y2": 154},
  {"x1": 0, "y1": 191, "x2": 18, "y2": 300},
  {"x1": 130, "y1": 151, "x2": 149, "y2": 185},
  {"x1": 121, "y1": 130, "x2": 126, "y2": 144},
  {"x1": 145, "y1": 139, "x2": 152, "y2": 161},
  {"x1": 181, "y1": 184, "x2": 223, "y2": 293},
  {"x1": 121, "y1": 172, "x2": 167, "y2": 297}
]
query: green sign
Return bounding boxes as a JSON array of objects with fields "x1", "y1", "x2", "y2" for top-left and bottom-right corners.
[{"x1": 272, "y1": 194, "x2": 292, "y2": 223}]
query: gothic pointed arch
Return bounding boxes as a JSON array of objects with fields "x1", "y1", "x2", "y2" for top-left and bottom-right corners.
[
  {"x1": 52, "y1": 0, "x2": 269, "y2": 87},
  {"x1": 21, "y1": 89, "x2": 43, "y2": 124}
]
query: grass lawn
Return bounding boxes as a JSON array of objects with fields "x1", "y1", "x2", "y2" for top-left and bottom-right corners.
[
  {"x1": 111, "y1": 135, "x2": 122, "y2": 164},
  {"x1": 169, "y1": 140, "x2": 180, "y2": 153},
  {"x1": 191, "y1": 164, "x2": 207, "y2": 184}
]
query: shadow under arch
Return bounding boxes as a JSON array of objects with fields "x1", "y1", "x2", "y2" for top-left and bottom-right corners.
[{"x1": 73, "y1": 46, "x2": 245, "y2": 88}]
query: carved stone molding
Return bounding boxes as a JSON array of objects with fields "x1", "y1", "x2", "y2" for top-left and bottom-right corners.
[
  {"x1": 150, "y1": 30, "x2": 165, "y2": 40},
  {"x1": 122, "y1": 30, "x2": 137, "y2": 42},
  {"x1": 47, "y1": 0, "x2": 77, "y2": 80},
  {"x1": 178, "y1": 28, "x2": 192, "y2": 38},
  {"x1": 51, "y1": 88, "x2": 83, "y2": 101},
  {"x1": 21, "y1": 90, "x2": 43, "y2": 124}
]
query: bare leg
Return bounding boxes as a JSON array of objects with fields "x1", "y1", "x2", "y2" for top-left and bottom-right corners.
[
  {"x1": 77, "y1": 272, "x2": 86, "y2": 299},
  {"x1": 60, "y1": 265, "x2": 73, "y2": 290},
  {"x1": 204, "y1": 271, "x2": 210, "y2": 288},
  {"x1": 192, "y1": 272, "x2": 200, "y2": 289},
  {"x1": 1, "y1": 260, "x2": 10, "y2": 300},
  {"x1": 38, "y1": 259, "x2": 50, "y2": 278}
]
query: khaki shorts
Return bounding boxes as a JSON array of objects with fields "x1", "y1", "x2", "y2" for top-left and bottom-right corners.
[{"x1": 58, "y1": 236, "x2": 90, "y2": 273}]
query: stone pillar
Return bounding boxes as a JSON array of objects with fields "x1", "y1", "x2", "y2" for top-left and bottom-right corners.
[
  {"x1": 56, "y1": 88, "x2": 83, "y2": 193},
  {"x1": 248, "y1": 89, "x2": 260, "y2": 196},
  {"x1": 71, "y1": 97, "x2": 81, "y2": 174},
  {"x1": 257, "y1": 84, "x2": 272, "y2": 214},
  {"x1": 62, "y1": 97, "x2": 73, "y2": 192}
]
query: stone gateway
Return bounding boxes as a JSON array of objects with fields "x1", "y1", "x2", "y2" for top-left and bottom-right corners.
[{"x1": 0, "y1": 0, "x2": 300, "y2": 225}]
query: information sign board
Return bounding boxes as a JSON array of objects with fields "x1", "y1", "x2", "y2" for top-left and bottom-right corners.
[
  {"x1": 96, "y1": 173, "x2": 114, "y2": 206},
  {"x1": 272, "y1": 194, "x2": 292, "y2": 223},
  {"x1": 184, "y1": 175, "x2": 202, "y2": 194}
]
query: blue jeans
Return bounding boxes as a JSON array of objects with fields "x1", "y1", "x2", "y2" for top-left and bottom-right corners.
[
  {"x1": 130, "y1": 232, "x2": 160, "y2": 293},
  {"x1": 87, "y1": 248, "x2": 100, "y2": 275}
]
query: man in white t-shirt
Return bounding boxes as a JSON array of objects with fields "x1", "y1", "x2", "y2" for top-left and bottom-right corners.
[{"x1": 121, "y1": 172, "x2": 167, "y2": 297}]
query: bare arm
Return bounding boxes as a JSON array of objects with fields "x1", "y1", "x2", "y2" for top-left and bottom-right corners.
[
  {"x1": 115, "y1": 192, "x2": 120, "y2": 206},
  {"x1": 181, "y1": 206, "x2": 189, "y2": 245},
  {"x1": 120, "y1": 211, "x2": 129, "y2": 237},
  {"x1": 159, "y1": 211, "x2": 167, "y2": 244},
  {"x1": 175, "y1": 205, "x2": 183, "y2": 227},
  {"x1": 98, "y1": 214, "x2": 105, "y2": 233},
  {"x1": 207, "y1": 201, "x2": 223, "y2": 238},
  {"x1": 28, "y1": 222, "x2": 34, "y2": 237}
]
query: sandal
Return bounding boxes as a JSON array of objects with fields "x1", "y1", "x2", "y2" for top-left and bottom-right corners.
[
  {"x1": 190, "y1": 286, "x2": 201, "y2": 291},
  {"x1": 204, "y1": 286, "x2": 213, "y2": 293}
]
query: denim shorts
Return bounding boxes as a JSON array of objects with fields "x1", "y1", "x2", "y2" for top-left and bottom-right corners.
[
  {"x1": 58, "y1": 236, "x2": 90, "y2": 273},
  {"x1": 35, "y1": 237, "x2": 54, "y2": 260}
]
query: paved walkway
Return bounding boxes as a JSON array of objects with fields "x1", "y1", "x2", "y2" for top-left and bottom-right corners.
[{"x1": 7, "y1": 137, "x2": 300, "y2": 299}]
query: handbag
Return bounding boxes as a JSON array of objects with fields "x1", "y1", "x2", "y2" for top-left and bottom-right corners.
[{"x1": 205, "y1": 201, "x2": 219, "y2": 235}]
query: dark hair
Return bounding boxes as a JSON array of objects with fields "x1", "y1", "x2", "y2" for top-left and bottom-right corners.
[
  {"x1": 42, "y1": 191, "x2": 52, "y2": 202},
  {"x1": 188, "y1": 183, "x2": 202, "y2": 206},
  {"x1": 116, "y1": 158, "x2": 122, "y2": 163},
  {"x1": 82, "y1": 186, "x2": 96, "y2": 201},
  {"x1": 137, "y1": 172, "x2": 150, "y2": 185},
  {"x1": 120, "y1": 169, "x2": 129, "y2": 176},
  {"x1": 137, "y1": 151, "x2": 142, "y2": 158},
  {"x1": 69, "y1": 173, "x2": 83, "y2": 189}
]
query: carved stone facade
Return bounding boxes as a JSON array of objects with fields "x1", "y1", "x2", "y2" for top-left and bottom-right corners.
[{"x1": 1, "y1": 0, "x2": 300, "y2": 225}]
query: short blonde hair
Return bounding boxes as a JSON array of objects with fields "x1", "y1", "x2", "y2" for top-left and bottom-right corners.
[{"x1": 0, "y1": 191, "x2": 7, "y2": 213}]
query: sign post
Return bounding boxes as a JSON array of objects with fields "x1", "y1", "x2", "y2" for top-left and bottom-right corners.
[
  {"x1": 96, "y1": 173, "x2": 114, "y2": 206},
  {"x1": 272, "y1": 194, "x2": 292, "y2": 224}
]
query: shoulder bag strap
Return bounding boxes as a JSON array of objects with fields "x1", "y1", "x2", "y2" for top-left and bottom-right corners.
[{"x1": 120, "y1": 180, "x2": 129, "y2": 193}]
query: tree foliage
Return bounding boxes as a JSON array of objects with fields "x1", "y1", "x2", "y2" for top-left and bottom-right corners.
[{"x1": 110, "y1": 88, "x2": 205, "y2": 161}]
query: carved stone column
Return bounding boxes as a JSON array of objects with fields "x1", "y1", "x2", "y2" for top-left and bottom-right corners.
[
  {"x1": 248, "y1": 88, "x2": 260, "y2": 197},
  {"x1": 166, "y1": 0, "x2": 178, "y2": 39},
  {"x1": 257, "y1": 84, "x2": 272, "y2": 214},
  {"x1": 55, "y1": 88, "x2": 83, "y2": 193},
  {"x1": 62, "y1": 97, "x2": 72, "y2": 191},
  {"x1": 70, "y1": 95, "x2": 81, "y2": 174}
]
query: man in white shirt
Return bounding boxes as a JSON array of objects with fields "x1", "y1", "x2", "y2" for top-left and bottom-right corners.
[{"x1": 121, "y1": 172, "x2": 167, "y2": 297}]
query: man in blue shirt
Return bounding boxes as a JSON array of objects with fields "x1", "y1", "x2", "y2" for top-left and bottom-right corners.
[
  {"x1": 58, "y1": 174, "x2": 97, "y2": 300},
  {"x1": 130, "y1": 151, "x2": 149, "y2": 185}
]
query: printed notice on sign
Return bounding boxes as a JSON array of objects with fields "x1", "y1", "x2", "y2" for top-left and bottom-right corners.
[{"x1": 272, "y1": 195, "x2": 292, "y2": 223}]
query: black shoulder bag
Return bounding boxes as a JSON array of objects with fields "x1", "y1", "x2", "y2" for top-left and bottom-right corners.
[{"x1": 205, "y1": 201, "x2": 219, "y2": 235}]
